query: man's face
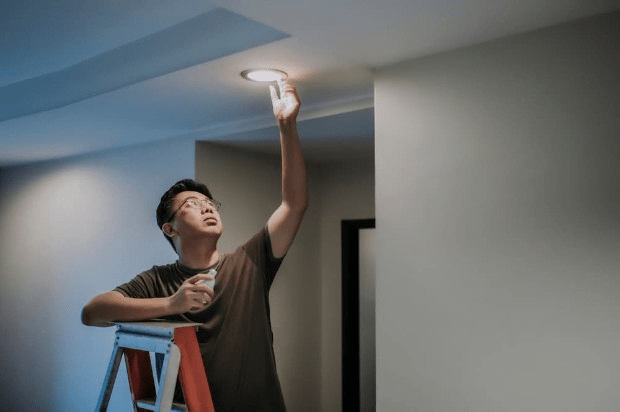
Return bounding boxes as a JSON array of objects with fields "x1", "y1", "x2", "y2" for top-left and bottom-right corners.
[{"x1": 167, "y1": 191, "x2": 223, "y2": 241}]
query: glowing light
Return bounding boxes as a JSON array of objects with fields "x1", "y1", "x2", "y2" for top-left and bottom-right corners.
[{"x1": 240, "y1": 69, "x2": 287, "y2": 82}]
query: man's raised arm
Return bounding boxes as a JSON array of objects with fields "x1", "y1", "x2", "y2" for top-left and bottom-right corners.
[{"x1": 267, "y1": 80, "x2": 309, "y2": 258}]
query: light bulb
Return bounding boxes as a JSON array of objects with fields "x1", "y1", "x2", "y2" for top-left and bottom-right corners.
[{"x1": 240, "y1": 69, "x2": 287, "y2": 82}]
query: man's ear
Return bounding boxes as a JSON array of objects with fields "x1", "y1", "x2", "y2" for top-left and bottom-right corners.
[{"x1": 162, "y1": 222, "x2": 176, "y2": 238}]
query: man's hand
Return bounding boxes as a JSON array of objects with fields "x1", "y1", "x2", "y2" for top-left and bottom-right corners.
[
  {"x1": 270, "y1": 79, "x2": 300, "y2": 122},
  {"x1": 169, "y1": 273, "x2": 215, "y2": 314}
]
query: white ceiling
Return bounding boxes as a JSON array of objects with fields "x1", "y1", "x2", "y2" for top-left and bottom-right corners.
[{"x1": 1, "y1": 0, "x2": 618, "y2": 166}]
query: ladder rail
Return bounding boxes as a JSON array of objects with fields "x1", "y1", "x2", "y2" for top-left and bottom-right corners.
[
  {"x1": 96, "y1": 340, "x2": 124, "y2": 411},
  {"x1": 152, "y1": 343, "x2": 180, "y2": 411}
]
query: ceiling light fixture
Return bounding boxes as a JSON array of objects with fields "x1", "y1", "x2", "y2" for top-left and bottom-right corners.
[{"x1": 240, "y1": 68, "x2": 288, "y2": 82}]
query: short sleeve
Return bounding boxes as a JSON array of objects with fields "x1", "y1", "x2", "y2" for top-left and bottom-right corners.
[
  {"x1": 241, "y1": 227, "x2": 284, "y2": 289},
  {"x1": 114, "y1": 269, "x2": 159, "y2": 299}
]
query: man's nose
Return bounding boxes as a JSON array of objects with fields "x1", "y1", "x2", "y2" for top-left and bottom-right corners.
[{"x1": 201, "y1": 201, "x2": 214, "y2": 213}]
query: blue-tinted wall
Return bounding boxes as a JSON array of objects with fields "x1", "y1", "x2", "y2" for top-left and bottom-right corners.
[{"x1": 0, "y1": 137, "x2": 195, "y2": 410}]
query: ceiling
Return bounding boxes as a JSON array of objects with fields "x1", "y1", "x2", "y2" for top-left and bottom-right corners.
[{"x1": 1, "y1": 0, "x2": 618, "y2": 166}]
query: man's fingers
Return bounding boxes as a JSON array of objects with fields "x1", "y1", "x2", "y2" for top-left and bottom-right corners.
[
  {"x1": 278, "y1": 80, "x2": 296, "y2": 95},
  {"x1": 189, "y1": 284, "x2": 214, "y2": 297},
  {"x1": 182, "y1": 274, "x2": 215, "y2": 301},
  {"x1": 191, "y1": 283, "x2": 215, "y2": 297},
  {"x1": 187, "y1": 289, "x2": 213, "y2": 312},
  {"x1": 188, "y1": 273, "x2": 214, "y2": 283}
]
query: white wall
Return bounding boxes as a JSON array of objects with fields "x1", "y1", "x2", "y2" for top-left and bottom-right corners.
[
  {"x1": 0, "y1": 137, "x2": 196, "y2": 411},
  {"x1": 375, "y1": 11, "x2": 620, "y2": 412}
]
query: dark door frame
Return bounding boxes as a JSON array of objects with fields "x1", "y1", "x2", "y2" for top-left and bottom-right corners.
[{"x1": 342, "y1": 218, "x2": 376, "y2": 412}]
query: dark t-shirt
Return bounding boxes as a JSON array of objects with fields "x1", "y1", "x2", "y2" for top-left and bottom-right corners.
[{"x1": 114, "y1": 228, "x2": 286, "y2": 412}]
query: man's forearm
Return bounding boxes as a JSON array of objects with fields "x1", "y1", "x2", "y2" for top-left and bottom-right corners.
[
  {"x1": 279, "y1": 118, "x2": 309, "y2": 211},
  {"x1": 81, "y1": 291, "x2": 174, "y2": 327}
]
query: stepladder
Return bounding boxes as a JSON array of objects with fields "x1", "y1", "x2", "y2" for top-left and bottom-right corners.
[{"x1": 96, "y1": 321, "x2": 215, "y2": 412}]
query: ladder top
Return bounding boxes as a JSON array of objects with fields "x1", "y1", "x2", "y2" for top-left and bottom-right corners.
[{"x1": 115, "y1": 320, "x2": 201, "y2": 338}]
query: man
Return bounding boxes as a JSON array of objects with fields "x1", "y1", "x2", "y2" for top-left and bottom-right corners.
[{"x1": 82, "y1": 79, "x2": 308, "y2": 411}]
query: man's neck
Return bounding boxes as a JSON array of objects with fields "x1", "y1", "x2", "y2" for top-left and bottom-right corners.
[{"x1": 177, "y1": 241, "x2": 220, "y2": 269}]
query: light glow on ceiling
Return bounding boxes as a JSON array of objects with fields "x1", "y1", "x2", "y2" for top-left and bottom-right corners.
[{"x1": 240, "y1": 68, "x2": 287, "y2": 82}]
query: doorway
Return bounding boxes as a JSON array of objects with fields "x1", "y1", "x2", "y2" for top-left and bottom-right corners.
[{"x1": 342, "y1": 218, "x2": 376, "y2": 412}]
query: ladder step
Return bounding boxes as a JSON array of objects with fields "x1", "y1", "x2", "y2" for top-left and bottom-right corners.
[{"x1": 137, "y1": 397, "x2": 188, "y2": 412}]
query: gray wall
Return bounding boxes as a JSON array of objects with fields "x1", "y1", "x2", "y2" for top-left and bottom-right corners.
[
  {"x1": 317, "y1": 161, "x2": 376, "y2": 412},
  {"x1": 375, "y1": 11, "x2": 620, "y2": 412},
  {"x1": 360, "y1": 227, "x2": 377, "y2": 412}
]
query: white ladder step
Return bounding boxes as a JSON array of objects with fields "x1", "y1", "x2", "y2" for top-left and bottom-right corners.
[{"x1": 137, "y1": 397, "x2": 188, "y2": 412}]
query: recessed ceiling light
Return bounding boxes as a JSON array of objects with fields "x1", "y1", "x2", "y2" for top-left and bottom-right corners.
[{"x1": 240, "y1": 68, "x2": 288, "y2": 82}]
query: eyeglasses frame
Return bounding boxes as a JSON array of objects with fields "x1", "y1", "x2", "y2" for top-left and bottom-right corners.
[{"x1": 165, "y1": 196, "x2": 221, "y2": 223}]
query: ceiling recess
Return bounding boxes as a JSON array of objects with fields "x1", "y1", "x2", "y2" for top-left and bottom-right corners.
[{"x1": 240, "y1": 68, "x2": 288, "y2": 82}]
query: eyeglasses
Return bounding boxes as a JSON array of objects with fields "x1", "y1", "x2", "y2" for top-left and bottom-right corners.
[{"x1": 166, "y1": 197, "x2": 221, "y2": 223}]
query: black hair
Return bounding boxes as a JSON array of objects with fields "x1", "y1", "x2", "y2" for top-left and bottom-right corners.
[{"x1": 156, "y1": 179, "x2": 213, "y2": 251}]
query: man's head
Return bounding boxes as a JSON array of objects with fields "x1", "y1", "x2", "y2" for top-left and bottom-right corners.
[{"x1": 156, "y1": 179, "x2": 215, "y2": 251}]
